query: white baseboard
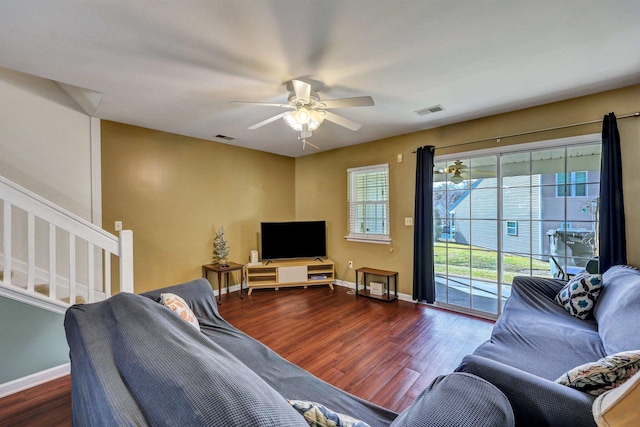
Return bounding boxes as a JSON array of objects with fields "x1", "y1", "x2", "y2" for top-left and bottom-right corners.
[
  {"x1": 218, "y1": 280, "x2": 416, "y2": 302},
  {"x1": 333, "y1": 280, "x2": 414, "y2": 302},
  {"x1": 213, "y1": 282, "x2": 242, "y2": 296},
  {"x1": 0, "y1": 363, "x2": 70, "y2": 399}
]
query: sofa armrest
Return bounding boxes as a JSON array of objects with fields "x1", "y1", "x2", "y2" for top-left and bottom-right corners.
[
  {"x1": 511, "y1": 275, "x2": 566, "y2": 300},
  {"x1": 456, "y1": 355, "x2": 596, "y2": 427}
]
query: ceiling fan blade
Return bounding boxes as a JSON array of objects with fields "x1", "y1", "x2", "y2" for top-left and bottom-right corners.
[
  {"x1": 469, "y1": 171, "x2": 497, "y2": 178},
  {"x1": 248, "y1": 112, "x2": 287, "y2": 130},
  {"x1": 319, "y1": 96, "x2": 375, "y2": 109},
  {"x1": 292, "y1": 80, "x2": 311, "y2": 104},
  {"x1": 323, "y1": 111, "x2": 362, "y2": 131},
  {"x1": 231, "y1": 101, "x2": 292, "y2": 108}
]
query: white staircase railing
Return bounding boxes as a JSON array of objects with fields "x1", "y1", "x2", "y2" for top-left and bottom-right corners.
[{"x1": 0, "y1": 175, "x2": 133, "y2": 314}]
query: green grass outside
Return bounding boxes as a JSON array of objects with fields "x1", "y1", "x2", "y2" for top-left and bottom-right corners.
[{"x1": 434, "y1": 242, "x2": 550, "y2": 284}]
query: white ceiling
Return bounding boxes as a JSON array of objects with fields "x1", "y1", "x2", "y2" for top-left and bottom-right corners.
[{"x1": 1, "y1": 0, "x2": 639, "y2": 158}]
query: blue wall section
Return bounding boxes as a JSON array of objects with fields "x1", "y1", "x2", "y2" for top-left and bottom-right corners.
[{"x1": 0, "y1": 296, "x2": 69, "y2": 384}]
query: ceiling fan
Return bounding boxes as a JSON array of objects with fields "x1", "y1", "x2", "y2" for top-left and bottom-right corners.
[
  {"x1": 435, "y1": 160, "x2": 497, "y2": 183},
  {"x1": 436, "y1": 160, "x2": 468, "y2": 184},
  {"x1": 232, "y1": 80, "x2": 374, "y2": 149}
]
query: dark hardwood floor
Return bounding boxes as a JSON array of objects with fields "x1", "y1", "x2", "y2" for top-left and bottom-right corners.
[
  {"x1": 0, "y1": 375, "x2": 71, "y2": 427},
  {"x1": 0, "y1": 285, "x2": 494, "y2": 425},
  {"x1": 220, "y1": 286, "x2": 494, "y2": 412}
]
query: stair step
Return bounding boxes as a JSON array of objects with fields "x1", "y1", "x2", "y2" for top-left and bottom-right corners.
[
  {"x1": 0, "y1": 270, "x2": 14, "y2": 281},
  {"x1": 61, "y1": 295, "x2": 86, "y2": 304},
  {"x1": 34, "y1": 284, "x2": 86, "y2": 305},
  {"x1": 2, "y1": 275, "x2": 86, "y2": 305}
]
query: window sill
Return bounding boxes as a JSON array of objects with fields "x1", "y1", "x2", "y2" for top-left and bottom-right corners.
[{"x1": 345, "y1": 235, "x2": 392, "y2": 245}]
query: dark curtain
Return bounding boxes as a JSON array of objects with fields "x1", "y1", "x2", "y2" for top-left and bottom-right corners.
[
  {"x1": 599, "y1": 112, "x2": 627, "y2": 273},
  {"x1": 413, "y1": 146, "x2": 436, "y2": 302}
]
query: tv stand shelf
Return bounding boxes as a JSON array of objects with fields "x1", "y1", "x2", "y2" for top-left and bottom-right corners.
[{"x1": 246, "y1": 259, "x2": 334, "y2": 294}]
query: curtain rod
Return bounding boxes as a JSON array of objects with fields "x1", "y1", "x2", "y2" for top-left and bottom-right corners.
[{"x1": 412, "y1": 111, "x2": 640, "y2": 152}]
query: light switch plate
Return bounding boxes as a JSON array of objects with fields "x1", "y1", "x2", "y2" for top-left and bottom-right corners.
[{"x1": 404, "y1": 217, "x2": 413, "y2": 226}]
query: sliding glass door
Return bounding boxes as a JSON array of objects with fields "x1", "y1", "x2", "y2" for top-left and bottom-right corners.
[{"x1": 433, "y1": 137, "x2": 601, "y2": 319}]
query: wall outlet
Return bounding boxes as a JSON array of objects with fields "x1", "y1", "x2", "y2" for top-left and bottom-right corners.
[{"x1": 348, "y1": 261, "x2": 353, "y2": 269}]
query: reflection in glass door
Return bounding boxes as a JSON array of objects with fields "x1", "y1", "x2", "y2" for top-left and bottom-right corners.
[{"x1": 433, "y1": 138, "x2": 601, "y2": 319}]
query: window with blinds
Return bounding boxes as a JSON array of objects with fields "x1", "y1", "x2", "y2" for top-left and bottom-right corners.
[{"x1": 346, "y1": 164, "x2": 391, "y2": 243}]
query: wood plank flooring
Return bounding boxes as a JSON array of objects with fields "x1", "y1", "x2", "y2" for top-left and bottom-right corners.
[
  {"x1": 0, "y1": 375, "x2": 71, "y2": 427},
  {"x1": 0, "y1": 285, "x2": 494, "y2": 425},
  {"x1": 219, "y1": 285, "x2": 494, "y2": 412}
]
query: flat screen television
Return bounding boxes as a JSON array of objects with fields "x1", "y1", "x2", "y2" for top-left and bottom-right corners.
[{"x1": 260, "y1": 221, "x2": 327, "y2": 261}]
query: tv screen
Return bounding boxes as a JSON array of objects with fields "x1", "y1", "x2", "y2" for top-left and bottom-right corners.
[{"x1": 261, "y1": 221, "x2": 327, "y2": 261}]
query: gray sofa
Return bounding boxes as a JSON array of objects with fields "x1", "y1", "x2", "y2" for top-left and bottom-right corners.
[
  {"x1": 65, "y1": 278, "x2": 515, "y2": 426},
  {"x1": 456, "y1": 265, "x2": 640, "y2": 427}
]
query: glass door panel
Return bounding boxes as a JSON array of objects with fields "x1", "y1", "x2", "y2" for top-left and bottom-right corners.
[
  {"x1": 470, "y1": 249, "x2": 498, "y2": 315},
  {"x1": 434, "y1": 140, "x2": 601, "y2": 319}
]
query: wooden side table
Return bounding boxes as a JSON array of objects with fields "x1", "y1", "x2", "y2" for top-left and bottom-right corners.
[
  {"x1": 355, "y1": 267, "x2": 398, "y2": 302},
  {"x1": 202, "y1": 262, "x2": 245, "y2": 304}
]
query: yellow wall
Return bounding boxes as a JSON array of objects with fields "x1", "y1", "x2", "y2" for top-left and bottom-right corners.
[
  {"x1": 102, "y1": 85, "x2": 640, "y2": 296},
  {"x1": 101, "y1": 121, "x2": 295, "y2": 293},
  {"x1": 296, "y1": 84, "x2": 640, "y2": 295}
]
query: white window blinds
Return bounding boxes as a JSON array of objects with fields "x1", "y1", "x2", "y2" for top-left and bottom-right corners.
[{"x1": 346, "y1": 164, "x2": 391, "y2": 243}]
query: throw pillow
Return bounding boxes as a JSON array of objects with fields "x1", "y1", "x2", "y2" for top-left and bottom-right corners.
[
  {"x1": 556, "y1": 350, "x2": 640, "y2": 396},
  {"x1": 160, "y1": 292, "x2": 200, "y2": 331},
  {"x1": 554, "y1": 272, "x2": 602, "y2": 319},
  {"x1": 287, "y1": 400, "x2": 370, "y2": 427}
]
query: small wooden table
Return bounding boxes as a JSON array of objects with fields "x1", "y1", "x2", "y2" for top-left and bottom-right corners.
[
  {"x1": 202, "y1": 262, "x2": 245, "y2": 304},
  {"x1": 355, "y1": 267, "x2": 398, "y2": 302}
]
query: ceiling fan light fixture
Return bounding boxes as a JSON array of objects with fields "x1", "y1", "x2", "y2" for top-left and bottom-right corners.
[
  {"x1": 284, "y1": 108, "x2": 325, "y2": 132},
  {"x1": 450, "y1": 173, "x2": 464, "y2": 184},
  {"x1": 308, "y1": 109, "x2": 325, "y2": 130},
  {"x1": 283, "y1": 111, "x2": 303, "y2": 131},
  {"x1": 295, "y1": 106, "x2": 311, "y2": 124}
]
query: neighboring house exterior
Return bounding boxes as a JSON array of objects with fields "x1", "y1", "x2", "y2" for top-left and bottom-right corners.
[
  {"x1": 447, "y1": 176, "x2": 543, "y2": 256},
  {"x1": 444, "y1": 170, "x2": 599, "y2": 263}
]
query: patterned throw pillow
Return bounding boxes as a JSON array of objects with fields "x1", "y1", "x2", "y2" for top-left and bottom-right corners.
[
  {"x1": 554, "y1": 272, "x2": 602, "y2": 319},
  {"x1": 556, "y1": 350, "x2": 640, "y2": 396},
  {"x1": 287, "y1": 399, "x2": 370, "y2": 427},
  {"x1": 160, "y1": 293, "x2": 200, "y2": 331}
]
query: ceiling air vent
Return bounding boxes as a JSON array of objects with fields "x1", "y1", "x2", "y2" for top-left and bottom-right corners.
[
  {"x1": 214, "y1": 134, "x2": 235, "y2": 141},
  {"x1": 415, "y1": 104, "x2": 445, "y2": 116}
]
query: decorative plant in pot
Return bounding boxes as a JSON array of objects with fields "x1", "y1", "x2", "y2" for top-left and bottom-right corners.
[{"x1": 212, "y1": 226, "x2": 231, "y2": 267}]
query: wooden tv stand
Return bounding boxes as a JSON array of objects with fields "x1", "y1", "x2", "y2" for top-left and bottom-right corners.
[{"x1": 246, "y1": 259, "x2": 334, "y2": 294}]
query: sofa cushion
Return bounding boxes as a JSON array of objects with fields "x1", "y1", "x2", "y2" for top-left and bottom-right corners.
[
  {"x1": 556, "y1": 350, "x2": 640, "y2": 396},
  {"x1": 554, "y1": 272, "x2": 602, "y2": 320},
  {"x1": 472, "y1": 276, "x2": 605, "y2": 381},
  {"x1": 593, "y1": 266, "x2": 640, "y2": 355}
]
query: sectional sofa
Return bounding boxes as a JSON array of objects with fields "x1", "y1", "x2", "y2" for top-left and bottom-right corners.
[{"x1": 457, "y1": 265, "x2": 640, "y2": 426}]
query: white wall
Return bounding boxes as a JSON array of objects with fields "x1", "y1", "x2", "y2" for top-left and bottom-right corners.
[
  {"x1": 0, "y1": 67, "x2": 93, "y2": 220},
  {"x1": 0, "y1": 66, "x2": 95, "y2": 385}
]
